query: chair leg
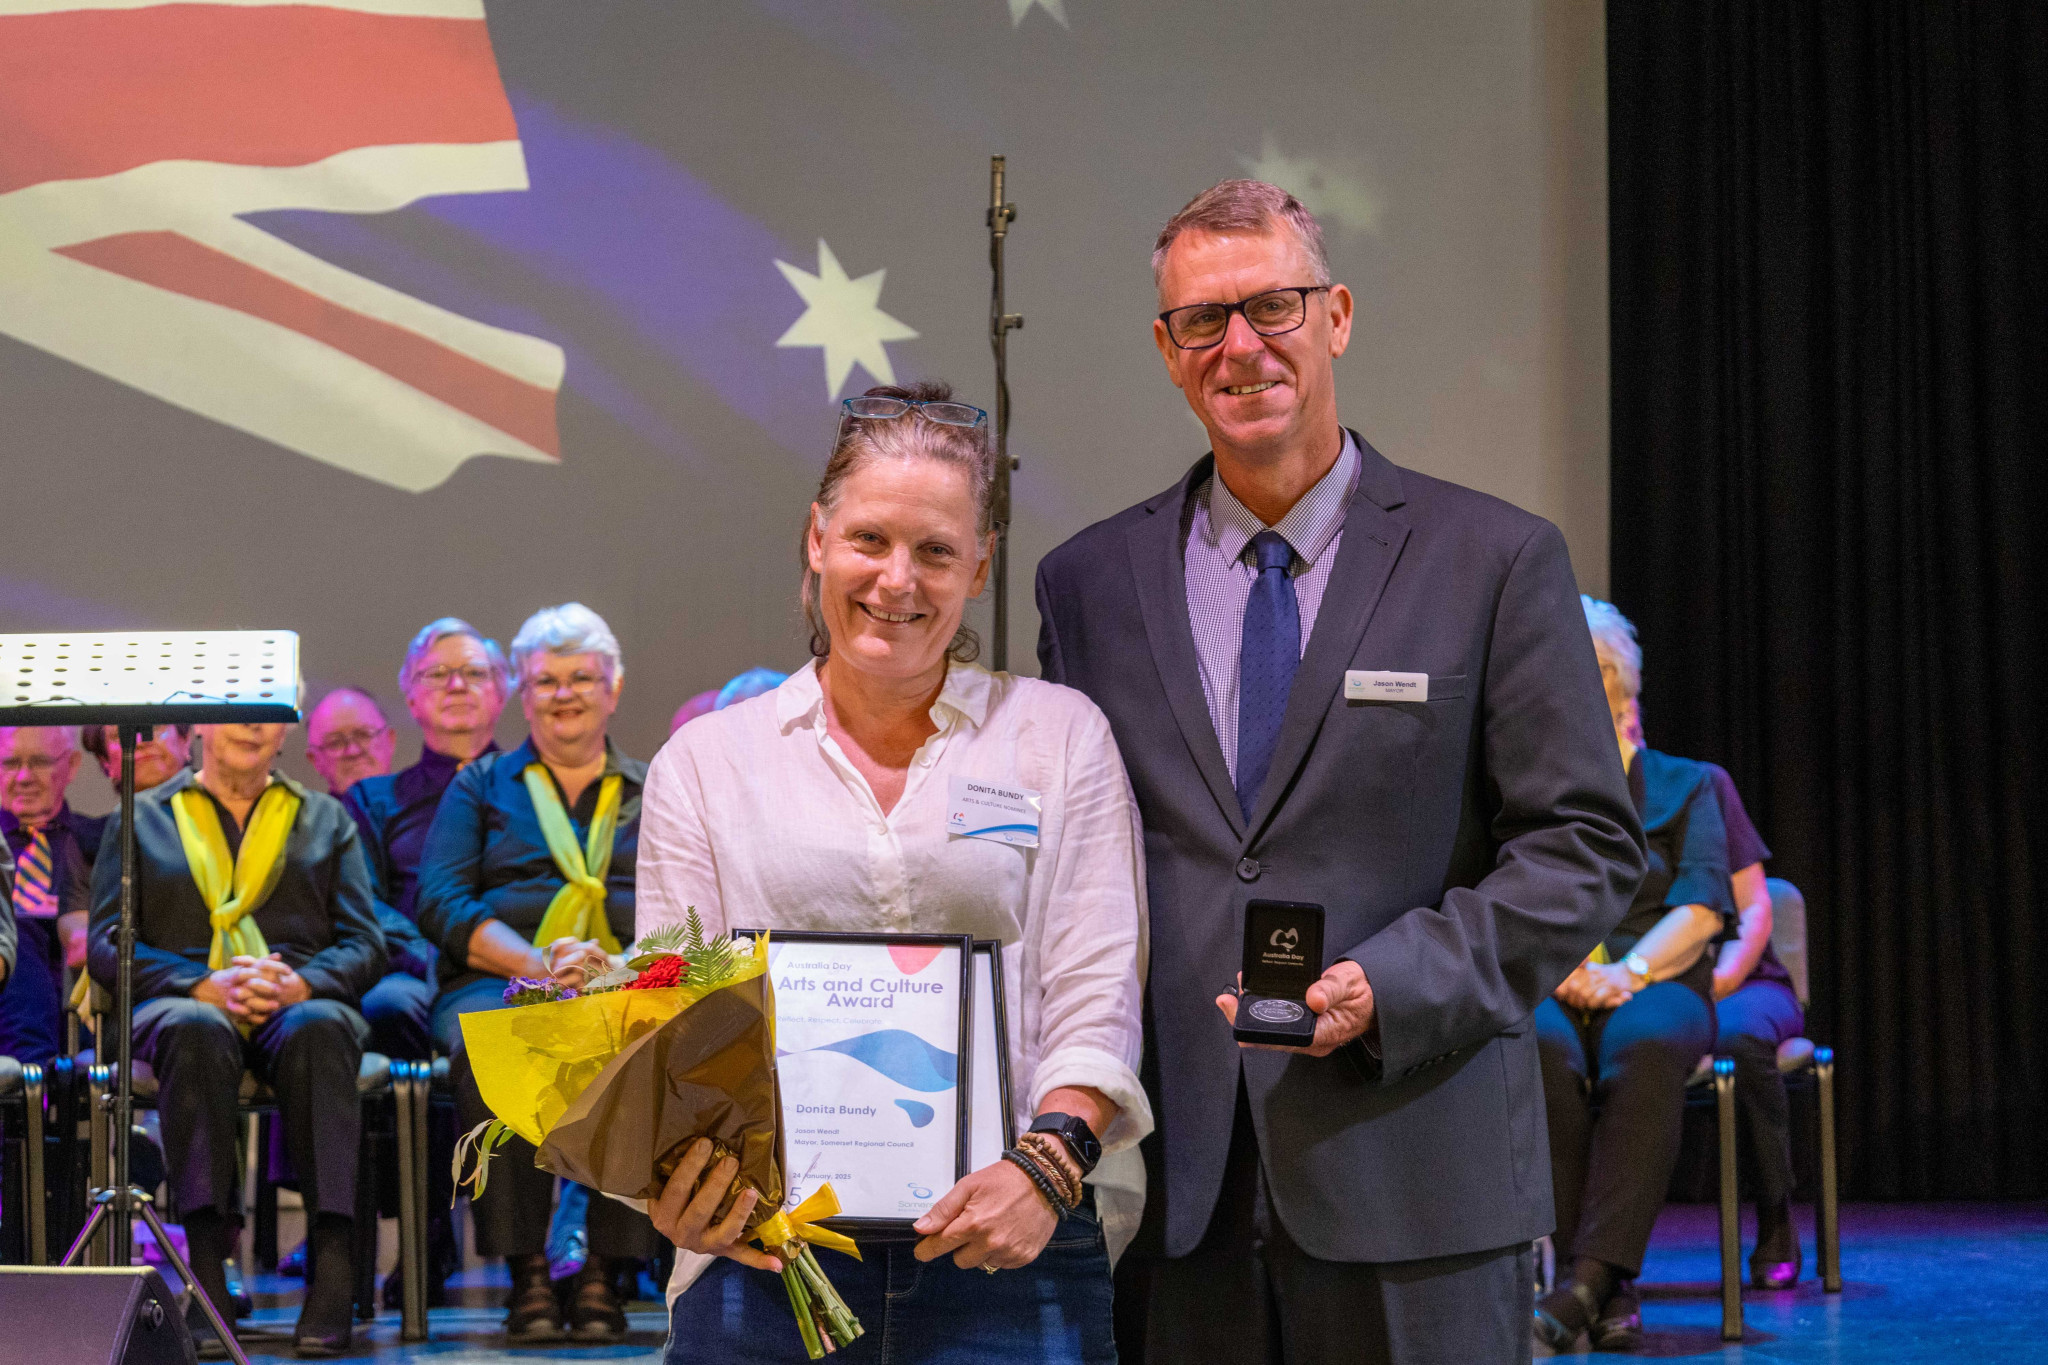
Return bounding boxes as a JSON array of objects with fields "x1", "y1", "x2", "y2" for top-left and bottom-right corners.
[
  {"x1": 86, "y1": 1064, "x2": 110, "y2": 1267},
  {"x1": 1714, "y1": 1058, "x2": 1743, "y2": 1341},
  {"x1": 354, "y1": 1098, "x2": 380, "y2": 1321},
  {"x1": 396, "y1": 1064, "x2": 428, "y2": 1342},
  {"x1": 47, "y1": 1060, "x2": 85, "y2": 1258},
  {"x1": 25, "y1": 1064, "x2": 46, "y2": 1265},
  {"x1": 412, "y1": 1065, "x2": 432, "y2": 1320},
  {"x1": 253, "y1": 1113, "x2": 279, "y2": 1273},
  {"x1": 1815, "y1": 1048, "x2": 1842, "y2": 1292}
]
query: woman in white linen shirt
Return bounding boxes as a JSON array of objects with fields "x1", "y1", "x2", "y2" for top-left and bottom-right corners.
[{"x1": 638, "y1": 382, "x2": 1151, "y2": 1365}]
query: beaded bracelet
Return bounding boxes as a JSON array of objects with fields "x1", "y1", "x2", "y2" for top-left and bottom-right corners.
[
  {"x1": 1016, "y1": 1133, "x2": 1083, "y2": 1208},
  {"x1": 1002, "y1": 1148, "x2": 1069, "y2": 1219}
]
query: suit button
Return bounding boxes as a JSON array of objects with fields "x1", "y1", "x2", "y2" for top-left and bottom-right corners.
[{"x1": 1236, "y1": 857, "x2": 1261, "y2": 882}]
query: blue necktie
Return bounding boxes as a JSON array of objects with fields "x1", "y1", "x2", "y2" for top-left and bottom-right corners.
[{"x1": 1235, "y1": 529, "x2": 1300, "y2": 820}]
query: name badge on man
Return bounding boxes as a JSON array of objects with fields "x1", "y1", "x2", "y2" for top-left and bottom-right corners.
[
  {"x1": 1344, "y1": 670, "x2": 1429, "y2": 702},
  {"x1": 946, "y1": 776, "x2": 1041, "y2": 848}
]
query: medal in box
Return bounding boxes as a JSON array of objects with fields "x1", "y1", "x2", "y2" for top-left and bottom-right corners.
[{"x1": 1233, "y1": 899, "x2": 1326, "y2": 1047}]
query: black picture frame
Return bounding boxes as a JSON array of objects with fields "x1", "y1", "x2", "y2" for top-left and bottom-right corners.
[
  {"x1": 732, "y1": 928, "x2": 975, "y2": 1235},
  {"x1": 971, "y1": 939, "x2": 1018, "y2": 1166}
]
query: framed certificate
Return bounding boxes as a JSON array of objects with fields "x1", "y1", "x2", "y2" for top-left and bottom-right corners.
[
  {"x1": 968, "y1": 940, "x2": 1016, "y2": 1171},
  {"x1": 733, "y1": 929, "x2": 974, "y2": 1232}
]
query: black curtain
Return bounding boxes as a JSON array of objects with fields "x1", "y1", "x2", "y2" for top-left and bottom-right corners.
[{"x1": 1608, "y1": 2, "x2": 2048, "y2": 1198}]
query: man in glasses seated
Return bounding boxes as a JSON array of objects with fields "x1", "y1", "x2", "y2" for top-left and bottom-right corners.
[
  {"x1": 0, "y1": 725, "x2": 100, "y2": 1069},
  {"x1": 342, "y1": 618, "x2": 510, "y2": 1303},
  {"x1": 304, "y1": 687, "x2": 397, "y2": 798}
]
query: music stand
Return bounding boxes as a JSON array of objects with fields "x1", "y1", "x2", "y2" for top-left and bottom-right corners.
[{"x1": 0, "y1": 630, "x2": 300, "y2": 1365}]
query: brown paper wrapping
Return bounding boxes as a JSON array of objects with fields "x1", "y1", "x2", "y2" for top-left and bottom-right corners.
[{"x1": 536, "y1": 970, "x2": 786, "y2": 1226}]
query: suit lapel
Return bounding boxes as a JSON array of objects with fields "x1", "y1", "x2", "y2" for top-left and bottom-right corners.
[
  {"x1": 1126, "y1": 457, "x2": 1245, "y2": 839},
  {"x1": 1244, "y1": 434, "x2": 1411, "y2": 838}
]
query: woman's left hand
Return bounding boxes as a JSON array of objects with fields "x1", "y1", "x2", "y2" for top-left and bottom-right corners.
[
  {"x1": 543, "y1": 937, "x2": 614, "y2": 989},
  {"x1": 1580, "y1": 961, "x2": 1640, "y2": 1007},
  {"x1": 910, "y1": 1159, "x2": 1059, "y2": 1271}
]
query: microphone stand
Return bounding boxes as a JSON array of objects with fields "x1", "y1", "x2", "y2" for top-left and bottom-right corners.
[
  {"x1": 987, "y1": 155, "x2": 1022, "y2": 671},
  {"x1": 58, "y1": 724, "x2": 253, "y2": 1365}
]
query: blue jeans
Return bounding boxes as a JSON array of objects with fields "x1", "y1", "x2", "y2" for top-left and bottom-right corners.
[{"x1": 664, "y1": 1194, "x2": 1116, "y2": 1364}]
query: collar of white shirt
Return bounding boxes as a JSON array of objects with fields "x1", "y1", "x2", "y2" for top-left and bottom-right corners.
[{"x1": 774, "y1": 657, "x2": 995, "y2": 735}]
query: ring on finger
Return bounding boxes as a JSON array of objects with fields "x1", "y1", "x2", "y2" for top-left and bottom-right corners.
[{"x1": 982, "y1": 1263, "x2": 999, "y2": 1275}]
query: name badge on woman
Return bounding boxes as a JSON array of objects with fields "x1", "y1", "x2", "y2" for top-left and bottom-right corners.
[{"x1": 946, "y1": 776, "x2": 1041, "y2": 848}]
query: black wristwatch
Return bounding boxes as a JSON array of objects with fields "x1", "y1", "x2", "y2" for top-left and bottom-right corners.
[{"x1": 1028, "y1": 1112, "x2": 1102, "y2": 1176}]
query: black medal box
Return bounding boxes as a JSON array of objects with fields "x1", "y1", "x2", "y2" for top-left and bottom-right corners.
[{"x1": 1232, "y1": 899, "x2": 1325, "y2": 1047}]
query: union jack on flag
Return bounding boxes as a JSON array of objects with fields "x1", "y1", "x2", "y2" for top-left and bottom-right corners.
[{"x1": 0, "y1": 0, "x2": 564, "y2": 491}]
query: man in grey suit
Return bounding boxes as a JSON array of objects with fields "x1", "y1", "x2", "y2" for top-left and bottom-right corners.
[{"x1": 1036, "y1": 180, "x2": 1646, "y2": 1364}]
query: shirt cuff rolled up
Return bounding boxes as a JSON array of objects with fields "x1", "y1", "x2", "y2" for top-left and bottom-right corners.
[{"x1": 1028, "y1": 1044, "x2": 1153, "y2": 1154}]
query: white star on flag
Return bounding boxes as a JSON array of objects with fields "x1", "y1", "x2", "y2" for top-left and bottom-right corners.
[
  {"x1": 1239, "y1": 134, "x2": 1384, "y2": 237},
  {"x1": 775, "y1": 239, "x2": 919, "y2": 399},
  {"x1": 1008, "y1": 0, "x2": 1069, "y2": 28}
]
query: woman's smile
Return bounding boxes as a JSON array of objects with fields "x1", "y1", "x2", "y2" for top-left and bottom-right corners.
[{"x1": 856, "y1": 602, "x2": 925, "y2": 625}]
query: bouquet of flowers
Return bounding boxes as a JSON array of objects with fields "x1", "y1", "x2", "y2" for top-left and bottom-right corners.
[{"x1": 454, "y1": 912, "x2": 862, "y2": 1357}]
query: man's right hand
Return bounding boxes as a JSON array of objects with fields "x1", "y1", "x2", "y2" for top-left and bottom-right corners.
[{"x1": 649, "y1": 1138, "x2": 784, "y2": 1273}]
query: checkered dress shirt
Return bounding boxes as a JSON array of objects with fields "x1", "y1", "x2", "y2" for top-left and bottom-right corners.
[{"x1": 1184, "y1": 430, "x2": 1362, "y2": 785}]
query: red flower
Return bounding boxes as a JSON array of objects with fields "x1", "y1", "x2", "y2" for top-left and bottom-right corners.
[{"x1": 627, "y1": 956, "x2": 688, "y2": 990}]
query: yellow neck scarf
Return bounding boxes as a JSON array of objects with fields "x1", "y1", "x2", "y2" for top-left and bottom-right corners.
[
  {"x1": 523, "y1": 765, "x2": 624, "y2": 953},
  {"x1": 171, "y1": 779, "x2": 301, "y2": 971}
]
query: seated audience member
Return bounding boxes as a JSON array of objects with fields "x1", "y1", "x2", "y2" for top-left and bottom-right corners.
[
  {"x1": 89, "y1": 722, "x2": 386, "y2": 1358},
  {"x1": 83, "y1": 722, "x2": 194, "y2": 792},
  {"x1": 344, "y1": 617, "x2": 509, "y2": 1303},
  {"x1": 304, "y1": 688, "x2": 396, "y2": 797},
  {"x1": 712, "y1": 665, "x2": 788, "y2": 711},
  {"x1": 1620, "y1": 693, "x2": 1806, "y2": 1287},
  {"x1": 667, "y1": 689, "x2": 719, "y2": 733},
  {"x1": 1534, "y1": 599, "x2": 1733, "y2": 1352},
  {"x1": 1, "y1": 848, "x2": 15, "y2": 999},
  {"x1": 345, "y1": 622, "x2": 510, "y2": 1057},
  {"x1": 1704, "y1": 769, "x2": 1804, "y2": 1285},
  {"x1": 0, "y1": 726, "x2": 99, "y2": 1068},
  {"x1": 668, "y1": 669, "x2": 790, "y2": 735},
  {"x1": 416, "y1": 603, "x2": 651, "y2": 1341}
]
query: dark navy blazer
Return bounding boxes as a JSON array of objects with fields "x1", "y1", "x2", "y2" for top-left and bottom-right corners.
[
  {"x1": 345, "y1": 745, "x2": 496, "y2": 981},
  {"x1": 1036, "y1": 433, "x2": 1646, "y2": 1263}
]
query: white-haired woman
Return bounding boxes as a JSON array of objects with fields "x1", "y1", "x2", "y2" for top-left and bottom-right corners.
[
  {"x1": 637, "y1": 382, "x2": 1151, "y2": 1365},
  {"x1": 416, "y1": 602, "x2": 652, "y2": 1341},
  {"x1": 1532, "y1": 598, "x2": 1732, "y2": 1352}
]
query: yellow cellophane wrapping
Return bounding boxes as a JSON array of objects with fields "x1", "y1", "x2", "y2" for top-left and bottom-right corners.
[{"x1": 458, "y1": 937, "x2": 768, "y2": 1149}]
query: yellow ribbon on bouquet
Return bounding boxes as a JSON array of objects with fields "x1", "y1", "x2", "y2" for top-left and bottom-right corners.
[{"x1": 755, "y1": 1184, "x2": 861, "y2": 1261}]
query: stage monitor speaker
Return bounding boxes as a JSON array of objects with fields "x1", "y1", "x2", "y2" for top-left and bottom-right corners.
[{"x1": 0, "y1": 1265, "x2": 196, "y2": 1364}]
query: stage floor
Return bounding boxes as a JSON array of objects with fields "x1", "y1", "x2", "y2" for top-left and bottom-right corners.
[{"x1": 210, "y1": 1202, "x2": 2047, "y2": 1362}]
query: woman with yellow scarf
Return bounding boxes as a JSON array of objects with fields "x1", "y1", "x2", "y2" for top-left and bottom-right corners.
[
  {"x1": 86, "y1": 720, "x2": 386, "y2": 1359},
  {"x1": 415, "y1": 603, "x2": 653, "y2": 1341}
]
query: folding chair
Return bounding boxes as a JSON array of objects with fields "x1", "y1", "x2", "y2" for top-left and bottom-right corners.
[
  {"x1": 84, "y1": 1047, "x2": 419, "y2": 1331},
  {"x1": 1687, "y1": 877, "x2": 1842, "y2": 1340},
  {"x1": 0, "y1": 1056, "x2": 46, "y2": 1265}
]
